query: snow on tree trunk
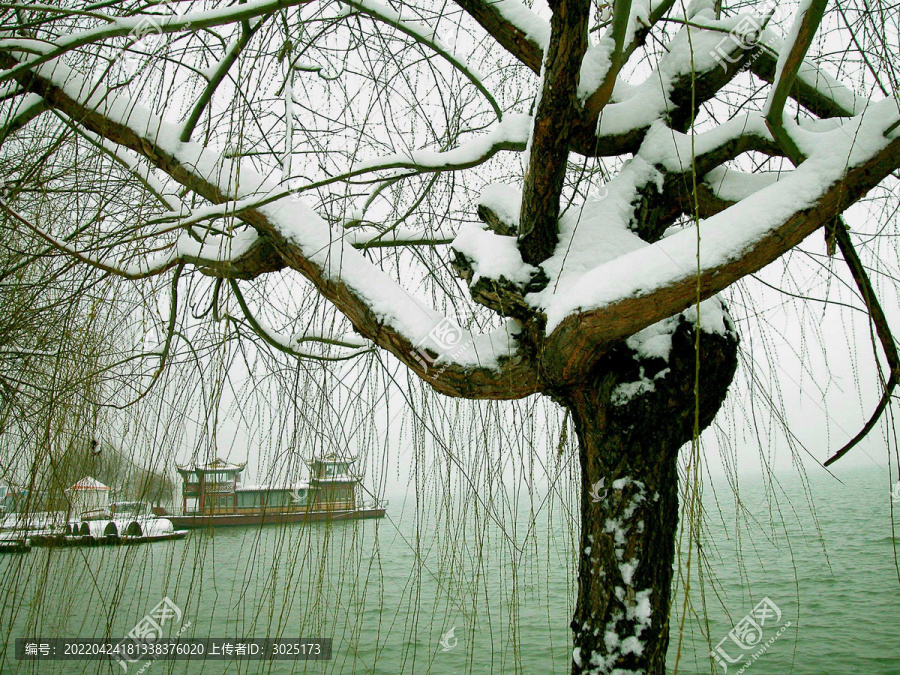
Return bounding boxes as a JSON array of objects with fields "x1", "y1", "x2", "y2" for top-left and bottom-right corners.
[{"x1": 561, "y1": 317, "x2": 739, "y2": 674}]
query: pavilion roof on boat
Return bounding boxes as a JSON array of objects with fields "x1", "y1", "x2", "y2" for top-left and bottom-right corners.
[
  {"x1": 67, "y1": 476, "x2": 111, "y2": 516},
  {"x1": 174, "y1": 457, "x2": 246, "y2": 475},
  {"x1": 69, "y1": 476, "x2": 111, "y2": 491}
]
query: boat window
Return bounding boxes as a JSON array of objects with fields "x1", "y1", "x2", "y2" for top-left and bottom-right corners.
[{"x1": 325, "y1": 464, "x2": 345, "y2": 477}]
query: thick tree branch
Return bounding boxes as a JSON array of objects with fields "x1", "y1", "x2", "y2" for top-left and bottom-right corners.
[
  {"x1": 581, "y1": 0, "x2": 632, "y2": 120},
  {"x1": 3, "y1": 53, "x2": 541, "y2": 400},
  {"x1": 764, "y1": 0, "x2": 828, "y2": 161},
  {"x1": 571, "y1": 21, "x2": 770, "y2": 158},
  {"x1": 751, "y1": 49, "x2": 861, "y2": 119},
  {"x1": 0, "y1": 92, "x2": 46, "y2": 144},
  {"x1": 180, "y1": 19, "x2": 262, "y2": 143},
  {"x1": 191, "y1": 236, "x2": 286, "y2": 280},
  {"x1": 542, "y1": 131, "x2": 900, "y2": 386},
  {"x1": 765, "y1": 0, "x2": 829, "y2": 127},
  {"x1": 631, "y1": 126, "x2": 782, "y2": 241},
  {"x1": 452, "y1": 0, "x2": 545, "y2": 74},
  {"x1": 518, "y1": 0, "x2": 590, "y2": 266}
]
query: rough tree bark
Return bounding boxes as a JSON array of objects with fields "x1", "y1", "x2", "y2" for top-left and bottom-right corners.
[{"x1": 557, "y1": 318, "x2": 739, "y2": 673}]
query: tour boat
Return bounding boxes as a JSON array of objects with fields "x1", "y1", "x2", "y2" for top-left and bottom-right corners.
[{"x1": 159, "y1": 454, "x2": 386, "y2": 528}]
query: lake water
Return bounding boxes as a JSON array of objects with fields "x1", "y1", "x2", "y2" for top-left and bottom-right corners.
[{"x1": 1, "y1": 464, "x2": 899, "y2": 674}]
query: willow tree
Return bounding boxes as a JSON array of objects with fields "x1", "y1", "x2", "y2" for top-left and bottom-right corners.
[
  {"x1": 0, "y1": 171, "x2": 132, "y2": 511},
  {"x1": 2, "y1": 0, "x2": 899, "y2": 670}
]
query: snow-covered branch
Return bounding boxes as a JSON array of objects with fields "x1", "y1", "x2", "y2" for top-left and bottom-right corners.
[
  {"x1": 453, "y1": 0, "x2": 548, "y2": 73},
  {"x1": 541, "y1": 100, "x2": 900, "y2": 384},
  {"x1": 129, "y1": 114, "x2": 530, "y2": 232},
  {"x1": 0, "y1": 0, "x2": 316, "y2": 85},
  {"x1": 0, "y1": 50, "x2": 540, "y2": 398},
  {"x1": 340, "y1": 0, "x2": 503, "y2": 118}
]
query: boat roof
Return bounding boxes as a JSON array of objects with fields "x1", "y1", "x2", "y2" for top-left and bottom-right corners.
[
  {"x1": 236, "y1": 483, "x2": 310, "y2": 492},
  {"x1": 175, "y1": 457, "x2": 246, "y2": 473},
  {"x1": 69, "y1": 476, "x2": 110, "y2": 491},
  {"x1": 308, "y1": 453, "x2": 357, "y2": 464}
]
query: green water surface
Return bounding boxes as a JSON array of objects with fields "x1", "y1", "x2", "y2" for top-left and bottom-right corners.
[{"x1": 2, "y1": 465, "x2": 899, "y2": 674}]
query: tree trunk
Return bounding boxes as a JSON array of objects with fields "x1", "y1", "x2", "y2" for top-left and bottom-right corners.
[{"x1": 560, "y1": 318, "x2": 739, "y2": 674}]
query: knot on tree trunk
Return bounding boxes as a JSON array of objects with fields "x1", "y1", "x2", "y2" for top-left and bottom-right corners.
[{"x1": 562, "y1": 305, "x2": 739, "y2": 674}]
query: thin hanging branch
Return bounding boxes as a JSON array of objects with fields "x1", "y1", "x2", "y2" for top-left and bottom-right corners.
[{"x1": 824, "y1": 221, "x2": 900, "y2": 466}]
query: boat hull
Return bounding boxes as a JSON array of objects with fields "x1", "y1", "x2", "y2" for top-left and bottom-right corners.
[
  {"x1": 0, "y1": 538, "x2": 29, "y2": 553},
  {"x1": 167, "y1": 507, "x2": 386, "y2": 528},
  {"x1": 27, "y1": 531, "x2": 188, "y2": 547}
]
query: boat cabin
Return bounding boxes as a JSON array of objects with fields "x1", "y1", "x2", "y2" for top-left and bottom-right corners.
[
  {"x1": 175, "y1": 458, "x2": 245, "y2": 515},
  {"x1": 175, "y1": 455, "x2": 360, "y2": 516},
  {"x1": 308, "y1": 454, "x2": 360, "y2": 510},
  {"x1": 235, "y1": 485, "x2": 309, "y2": 510}
]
